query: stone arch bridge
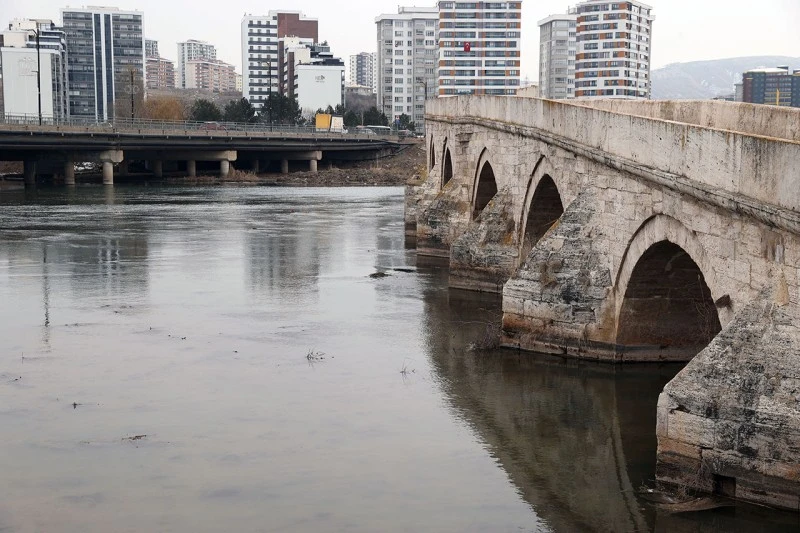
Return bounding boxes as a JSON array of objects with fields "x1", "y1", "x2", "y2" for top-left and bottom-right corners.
[{"x1": 406, "y1": 96, "x2": 800, "y2": 511}]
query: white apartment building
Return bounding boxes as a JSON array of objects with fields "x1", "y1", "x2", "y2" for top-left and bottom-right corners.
[
  {"x1": 349, "y1": 52, "x2": 376, "y2": 93},
  {"x1": 375, "y1": 6, "x2": 439, "y2": 130},
  {"x1": 283, "y1": 38, "x2": 344, "y2": 112},
  {"x1": 0, "y1": 19, "x2": 68, "y2": 120},
  {"x1": 241, "y1": 11, "x2": 319, "y2": 108},
  {"x1": 437, "y1": 1, "x2": 522, "y2": 97},
  {"x1": 573, "y1": 0, "x2": 654, "y2": 99},
  {"x1": 145, "y1": 38, "x2": 158, "y2": 59},
  {"x1": 176, "y1": 40, "x2": 216, "y2": 89},
  {"x1": 538, "y1": 13, "x2": 577, "y2": 99}
]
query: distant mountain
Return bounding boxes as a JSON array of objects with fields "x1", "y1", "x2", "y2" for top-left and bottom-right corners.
[{"x1": 651, "y1": 56, "x2": 800, "y2": 100}]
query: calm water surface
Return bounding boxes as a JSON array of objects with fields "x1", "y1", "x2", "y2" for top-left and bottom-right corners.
[{"x1": 0, "y1": 186, "x2": 797, "y2": 532}]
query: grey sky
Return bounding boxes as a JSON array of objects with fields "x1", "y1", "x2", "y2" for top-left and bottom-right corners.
[{"x1": 5, "y1": 0, "x2": 800, "y2": 81}]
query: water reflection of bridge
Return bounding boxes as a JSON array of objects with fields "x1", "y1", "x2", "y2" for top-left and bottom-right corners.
[{"x1": 420, "y1": 284, "x2": 799, "y2": 532}]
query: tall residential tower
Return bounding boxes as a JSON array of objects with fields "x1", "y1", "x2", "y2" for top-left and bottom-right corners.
[
  {"x1": 437, "y1": 1, "x2": 522, "y2": 97},
  {"x1": 573, "y1": 0, "x2": 654, "y2": 99},
  {"x1": 241, "y1": 11, "x2": 319, "y2": 108},
  {"x1": 176, "y1": 40, "x2": 216, "y2": 89},
  {"x1": 538, "y1": 13, "x2": 577, "y2": 99},
  {"x1": 349, "y1": 52, "x2": 377, "y2": 93},
  {"x1": 375, "y1": 6, "x2": 439, "y2": 129},
  {"x1": 61, "y1": 6, "x2": 145, "y2": 121}
]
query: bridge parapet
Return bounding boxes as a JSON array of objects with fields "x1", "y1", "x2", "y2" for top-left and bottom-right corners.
[
  {"x1": 426, "y1": 96, "x2": 800, "y2": 218},
  {"x1": 572, "y1": 99, "x2": 800, "y2": 142}
]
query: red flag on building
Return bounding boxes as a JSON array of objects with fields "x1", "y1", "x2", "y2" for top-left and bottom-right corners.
[{"x1": 464, "y1": 42, "x2": 471, "y2": 52}]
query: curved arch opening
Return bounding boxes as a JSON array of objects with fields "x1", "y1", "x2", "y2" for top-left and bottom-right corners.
[
  {"x1": 617, "y1": 241, "x2": 721, "y2": 361},
  {"x1": 429, "y1": 137, "x2": 436, "y2": 170},
  {"x1": 442, "y1": 148, "x2": 453, "y2": 187},
  {"x1": 472, "y1": 161, "x2": 498, "y2": 220},
  {"x1": 521, "y1": 175, "x2": 564, "y2": 259}
]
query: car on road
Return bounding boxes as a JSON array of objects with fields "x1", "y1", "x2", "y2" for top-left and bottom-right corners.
[{"x1": 200, "y1": 121, "x2": 227, "y2": 131}]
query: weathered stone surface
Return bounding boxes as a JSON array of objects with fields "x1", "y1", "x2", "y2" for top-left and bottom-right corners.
[
  {"x1": 449, "y1": 187, "x2": 520, "y2": 292},
  {"x1": 413, "y1": 95, "x2": 800, "y2": 510},
  {"x1": 657, "y1": 291, "x2": 800, "y2": 510}
]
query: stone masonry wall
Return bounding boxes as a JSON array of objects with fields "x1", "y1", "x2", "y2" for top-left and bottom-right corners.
[{"x1": 657, "y1": 288, "x2": 800, "y2": 511}]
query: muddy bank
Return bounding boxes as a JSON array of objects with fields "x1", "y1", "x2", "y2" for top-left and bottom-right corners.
[{"x1": 170, "y1": 140, "x2": 426, "y2": 187}]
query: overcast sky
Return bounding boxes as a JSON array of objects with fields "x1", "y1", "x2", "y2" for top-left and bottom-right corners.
[{"x1": 5, "y1": 0, "x2": 800, "y2": 81}]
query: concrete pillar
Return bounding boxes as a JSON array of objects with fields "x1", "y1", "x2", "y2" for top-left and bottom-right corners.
[
  {"x1": 309, "y1": 159, "x2": 318, "y2": 173},
  {"x1": 23, "y1": 160, "x2": 36, "y2": 187},
  {"x1": 252, "y1": 160, "x2": 260, "y2": 173},
  {"x1": 64, "y1": 159, "x2": 75, "y2": 186},
  {"x1": 102, "y1": 161, "x2": 114, "y2": 185},
  {"x1": 220, "y1": 160, "x2": 230, "y2": 178},
  {"x1": 153, "y1": 160, "x2": 163, "y2": 178},
  {"x1": 281, "y1": 159, "x2": 289, "y2": 174},
  {"x1": 187, "y1": 160, "x2": 196, "y2": 177}
]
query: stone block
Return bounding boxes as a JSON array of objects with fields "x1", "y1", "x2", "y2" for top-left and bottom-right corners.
[
  {"x1": 665, "y1": 410, "x2": 716, "y2": 448},
  {"x1": 523, "y1": 300, "x2": 572, "y2": 322},
  {"x1": 658, "y1": 436, "x2": 703, "y2": 460}
]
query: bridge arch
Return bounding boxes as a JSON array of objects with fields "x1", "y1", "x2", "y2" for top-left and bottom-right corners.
[
  {"x1": 471, "y1": 148, "x2": 498, "y2": 220},
  {"x1": 614, "y1": 215, "x2": 722, "y2": 361},
  {"x1": 518, "y1": 156, "x2": 565, "y2": 262},
  {"x1": 441, "y1": 138, "x2": 453, "y2": 189}
]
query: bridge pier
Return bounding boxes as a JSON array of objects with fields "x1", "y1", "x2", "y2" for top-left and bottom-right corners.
[
  {"x1": 187, "y1": 160, "x2": 196, "y2": 177},
  {"x1": 64, "y1": 159, "x2": 75, "y2": 186},
  {"x1": 220, "y1": 160, "x2": 230, "y2": 178},
  {"x1": 102, "y1": 161, "x2": 114, "y2": 185},
  {"x1": 23, "y1": 160, "x2": 36, "y2": 187},
  {"x1": 309, "y1": 159, "x2": 317, "y2": 173},
  {"x1": 281, "y1": 159, "x2": 289, "y2": 174}
]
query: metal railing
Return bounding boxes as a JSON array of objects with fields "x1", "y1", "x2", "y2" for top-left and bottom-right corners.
[{"x1": 0, "y1": 114, "x2": 404, "y2": 141}]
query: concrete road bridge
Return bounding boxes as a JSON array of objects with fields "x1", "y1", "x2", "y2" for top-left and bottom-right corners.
[
  {"x1": 0, "y1": 118, "x2": 401, "y2": 185},
  {"x1": 407, "y1": 95, "x2": 800, "y2": 511}
]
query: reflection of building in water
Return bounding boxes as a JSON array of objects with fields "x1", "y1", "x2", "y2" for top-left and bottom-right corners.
[
  {"x1": 43, "y1": 234, "x2": 151, "y2": 302},
  {"x1": 246, "y1": 227, "x2": 323, "y2": 303},
  {"x1": 420, "y1": 285, "x2": 795, "y2": 532}
]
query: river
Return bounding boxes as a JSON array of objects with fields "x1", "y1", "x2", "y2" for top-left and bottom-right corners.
[{"x1": 0, "y1": 186, "x2": 796, "y2": 532}]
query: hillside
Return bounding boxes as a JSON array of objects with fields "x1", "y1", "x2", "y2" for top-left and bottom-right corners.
[{"x1": 651, "y1": 56, "x2": 800, "y2": 100}]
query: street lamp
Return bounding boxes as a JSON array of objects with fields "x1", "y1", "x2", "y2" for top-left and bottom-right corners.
[
  {"x1": 125, "y1": 68, "x2": 140, "y2": 120},
  {"x1": 30, "y1": 29, "x2": 42, "y2": 126}
]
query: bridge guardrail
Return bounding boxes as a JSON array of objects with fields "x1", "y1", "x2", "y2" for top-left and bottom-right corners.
[{"x1": 0, "y1": 114, "x2": 405, "y2": 142}]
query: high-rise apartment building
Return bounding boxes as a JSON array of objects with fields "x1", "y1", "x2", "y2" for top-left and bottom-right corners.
[
  {"x1": 437, "y1": 1, "x2": 522, "y2": 97},
  {"x1": 742, "y1": 67, "x2": 800, "y2": 108},
  {"x1": 349, "y1": 52, "x2": 376, "y2": 93},
  {"x1": 375, "y1": 6, "x2": 439, "y2": 129},
  {"x1": 177, "y1": 40, "x2": 216, "y2": 89},
  {"x1": 144, "y1": 38, "x2": 174, "y2": 90},
  {"x1": 185, "y1": 59, "x2": 237, "y2": 93},
  {"x1": 573, "y1": 0, "x2": 654, "y2": 99},
  {"x1": 241, "y1": 11, "x2": 319, "y2": 108},
  {"x1": 0, "y1": 19, "x2": 68, "y2": 119},
  {"x1": 145, "y1": 38, "x2": 158, "y2": 59},
  {"x1": 61, "y1": 7, "x2": 145, "y2": 121},
  {"x1": 538, "y1": 13, "x2": 577, "y2": 99},
  {"x1": 146, "y1": 57, "x2": 175, "y2": 90}
]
